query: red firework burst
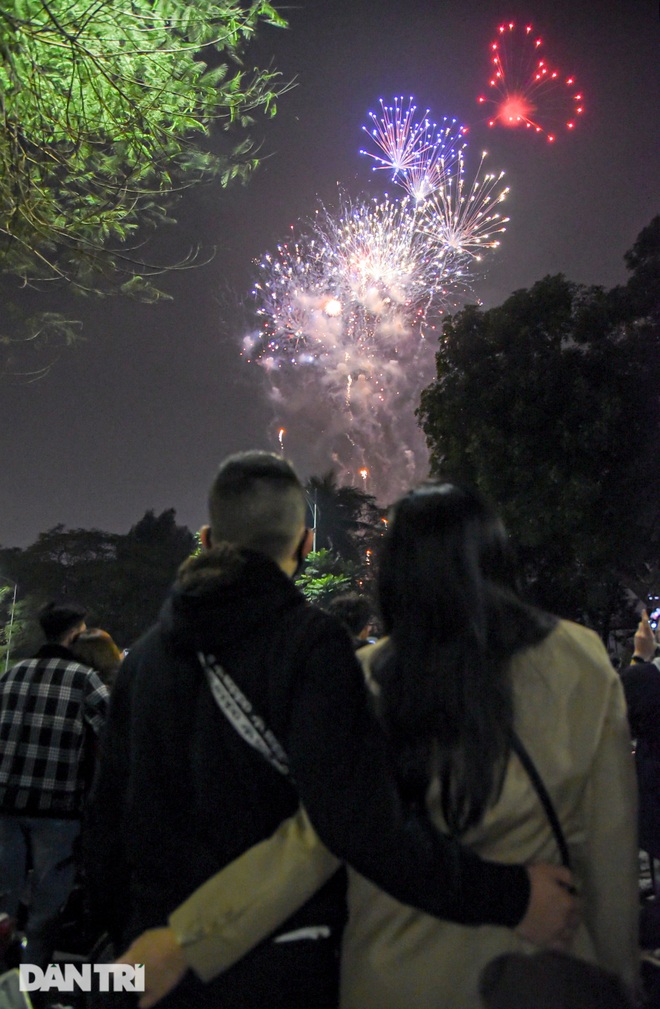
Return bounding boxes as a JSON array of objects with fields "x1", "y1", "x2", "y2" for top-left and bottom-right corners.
[{"x1": 477, "y1": 22, "x2": 584, "y2": 142}]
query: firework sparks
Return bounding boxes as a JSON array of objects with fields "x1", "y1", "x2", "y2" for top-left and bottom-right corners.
[
  {"x1": 243, "y1": 189, "x2": 460, "y2": 381},
  {"x1": 245, "y1": 238, "x2": 330, "y2": 365},
  {"x1": 360, "y1": 97, "x2": 436, "y2": 178},
  {"x1": 477, "y1": 22, "x2": 584, "y2": 142},
  {"x1": 418, "y1": 150, "x2": 510, "y2": 267},
  {"x1": 240, "y1": 100, "x2": 509, "y2": 499},
  {"x1": 361, "y1": 98, "x2": 467, "y2": 201},
  {"x1": 399, "y1": 118, "x2": 468, "y2": 202},
  {"x1": 314, "y1": 195, "x2": 438, "y2": 321}
]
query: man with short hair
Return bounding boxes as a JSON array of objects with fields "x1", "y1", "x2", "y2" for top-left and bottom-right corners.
[
  {"x1": 0, "y1": 601, "x2": 109, "y2": 971},
  {"x1": 88, "y1": 452, "x2": 578, "y2": 1008},
  {"x1": 37, "y1": 601, "x2": 87, "y2": 651}
]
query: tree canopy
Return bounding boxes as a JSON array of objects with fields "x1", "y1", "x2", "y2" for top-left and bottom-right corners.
[
  {"x1": 305, "y1": 471, "x2": 385, "y2": 565},
  {"x1": 0, "y1": 582, "x2": 29, "y2": 671},
  {"x1": 0, "y1": 508, "x2": 195, "y2": 650},
  {"x1": 295, "y1": 549, "x2": 360, "y2": 608},
  {"x1": 0, "y1": 0, "x2": 287, "y2": 373},
  {"x1": 418, "y1": 218, "x2": 660, "y2": 636}
]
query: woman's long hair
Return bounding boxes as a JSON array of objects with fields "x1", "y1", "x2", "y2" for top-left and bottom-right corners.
[{"x1": 373, "y1": 482, "x2": 556, "y2": 835}]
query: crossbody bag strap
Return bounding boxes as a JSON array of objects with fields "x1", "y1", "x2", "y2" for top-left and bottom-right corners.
[
  {"x1": 510, "y1": 730, "x2": 571, "y2": 870},
  {"x1": 197, "y1": 651, "x2": 291, "y2": 779}
]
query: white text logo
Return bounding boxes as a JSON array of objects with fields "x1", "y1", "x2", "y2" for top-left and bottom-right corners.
[{"x1": 19, "y1": 964, "x2": 145, "y2": 993}]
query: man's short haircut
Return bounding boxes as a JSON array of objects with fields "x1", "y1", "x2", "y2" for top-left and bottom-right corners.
[
  {"x1": 208, "y1": 451, "x2": 307, "y2": 562},
  {"x1": 38, "y1": 601, "x2": 87, "y2": 643}
]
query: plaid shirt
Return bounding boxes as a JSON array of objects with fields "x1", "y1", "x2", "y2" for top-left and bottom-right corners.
[{"x1": 0, "y1": 646, "x2": 109, "y2": 817}]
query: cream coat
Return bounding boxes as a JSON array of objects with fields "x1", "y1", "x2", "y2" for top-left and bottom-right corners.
[
  {"x1": 340, "y1": 620, "x2": 639, "y2": 1007},
  {"x1": 169, "y1": 620, "x2": 639, "y2": 1005}
]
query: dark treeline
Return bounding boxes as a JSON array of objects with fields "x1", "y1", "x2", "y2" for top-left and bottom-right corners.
[
  {"x1": 419, "y1": 217, "x2": 660, "y2": 642},
  {"x1": 0, "y1": 509, "x2": 196, "y2": 655}
]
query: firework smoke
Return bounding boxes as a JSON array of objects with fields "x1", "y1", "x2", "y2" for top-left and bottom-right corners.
[{"x1": 240, "y1": 100, "x2": 509, "y2": 501}]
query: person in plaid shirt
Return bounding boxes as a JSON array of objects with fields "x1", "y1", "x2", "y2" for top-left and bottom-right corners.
[{"x1": 0, "y1": 601, "x2": 109, "y2": 970}]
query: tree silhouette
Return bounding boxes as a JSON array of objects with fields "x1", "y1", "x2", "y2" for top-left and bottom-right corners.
[
  {"x1": 0, "y1": 509, "x2": 195, "y2": 650},
  {"x1": 418, "y1": 219, "x2": 660, "y2": 637},
  {"x1": 305, "y1": 472, "x2": 384, "y2": 566}
]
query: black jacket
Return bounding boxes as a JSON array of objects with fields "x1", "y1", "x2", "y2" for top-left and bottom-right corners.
[{"x1": 88, "y1": 547, "x2": 529, "y2": 949}]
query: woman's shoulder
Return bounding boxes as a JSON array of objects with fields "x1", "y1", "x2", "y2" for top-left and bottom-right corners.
[
  {"x1": 537, "y1": 618, "x2": 613, "y2": 667},
  {"x1": 512, "y1": 618, "x2": 618, "y2": 701},
  {"x1": 510, "y1": 621, "x2": 627, "y2": 783}
]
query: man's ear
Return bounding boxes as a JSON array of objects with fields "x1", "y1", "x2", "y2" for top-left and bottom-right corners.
[
  {"x1": 199, "y1": 525, "x2": 213, "y2": 550},
  {"x1": 62, "y1": 621, "x2": 86, "y2": 648}
]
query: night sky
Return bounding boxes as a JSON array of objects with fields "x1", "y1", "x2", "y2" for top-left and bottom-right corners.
[{"x1": 1, "y1": 0, "x2": 658, "y2": 547}]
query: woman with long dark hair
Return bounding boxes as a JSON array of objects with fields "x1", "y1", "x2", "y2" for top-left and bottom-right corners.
[
  {"x1": 371, "y1": 481, "x2": 553, "y2": 835},
  {"x1": 338, "y1": 481, "x2": 637, "y2": 1005}
]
